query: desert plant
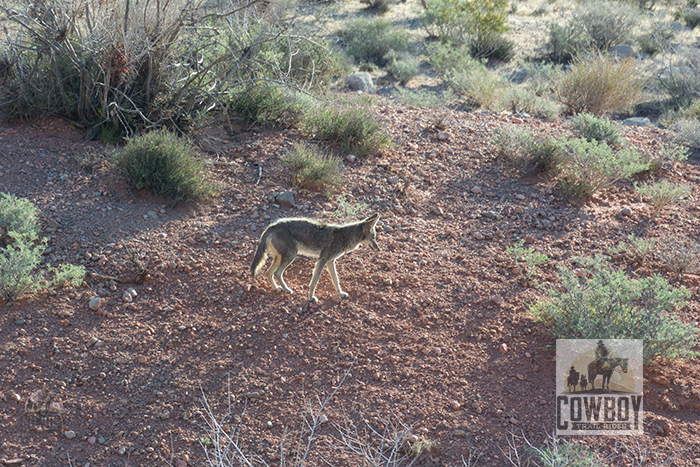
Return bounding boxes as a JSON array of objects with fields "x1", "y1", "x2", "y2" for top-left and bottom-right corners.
[
  {"x1": 114, "y1": 129, "x2": 215, "y2": 204},
  {"x1": 571, "y1": 113, "x2": 622, "y2": 146},
  {"x1": 361, "y1": 0, "x2": 396, "y2": 14},
  {"x1": 608, "y1": 234, "x2": 657, "y2": 265},
  {"x1": 656, "y1": 49, "x2": 700, "y2": 106},
  {"x1": 532, "y1": 256, "x2": 698, "y2": 361},
  {"x1": 493, "y1": 127, "x2": 563, "y2": 173},
  {"x1": 0, "y1": 0, "x2": 338, "y2": 133},
  {"x1": 421, "y1": 0, "x2": 511, "y2": 59},
  {"x1": 635, "y1": 180, "x2": 691, "y2": 215},
  {"x1": 506, "y1": 240, "x2": 549, "y2": 282},
  {"x1": 447, "y1": 62, "x2": 504, "y2": 110},
  {"x1": 556, "y1": 138, "x2": 648, "y2": 198},
  {"x1": 574, "y1": 0, "x2": 639, "y2": 50},
  {"x1": 0, "y1": 192, "x2": 40, "y2": 246},
  {"x1": 334, "y1": 195, "x2": 369, "y2": 220},
  {"x1": 546, "y1": 22, "x2": 589, "y2": 64},
  {"x1": 637, "y1": 21, "x2": 676, "y2": 56},
  {"x1": 502, "y1": 86, "x2": 561, "y2": 121},
  {"x1": 386, "y1": 52, "x2": 420, "y2": 85},
  {"x1": 502, "y1": 431, "x2": 607, "y2": 467},
  {"x1": 302, "y1": 97, "x2": 391, "y2": 157},
  {"x1": 227, "y1": 83, "x2": 311, "y2": 127},
  {"x1": 676, "y1": 5, "x2": 700, "y2": 28},
  {"x1": 556, "y1": 53, "x2": 646, "y2": 116},
  {"x1": 670, "y1": 118, "x2": 700, "y2": 151},
  {"x1": 50, "y1": 263, "x2": 86, "y2": 288},
  {"x1": 282, "y1": 143, "x2": 344, "y2": 196},
  {"x1": 0, "y1": 233, "x2": 46, "y2": 302},
  {"x1": 655, "y1": 235, "x2": 700, "y2": 280},
  {"x1": 339, "y1": 18, "x2": 412, "y2": 66}
]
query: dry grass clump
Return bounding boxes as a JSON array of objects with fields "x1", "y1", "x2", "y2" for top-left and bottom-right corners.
[{"x1": 556, "y1": 53, "x2": 646, "y2": 116}]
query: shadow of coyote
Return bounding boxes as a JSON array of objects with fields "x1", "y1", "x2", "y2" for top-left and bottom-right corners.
[{"x1": 250, "y1": 214, "x2": 380, "y2": 303}]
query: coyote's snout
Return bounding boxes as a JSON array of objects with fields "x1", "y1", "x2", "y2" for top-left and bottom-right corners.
[{"x1": 250, "y1": 214, "x2": 380, "y2": 303}]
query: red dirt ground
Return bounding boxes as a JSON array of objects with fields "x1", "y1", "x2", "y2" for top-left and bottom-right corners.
[{"x1": 0, "y1": 103, "x2": 699, "y2": 466}]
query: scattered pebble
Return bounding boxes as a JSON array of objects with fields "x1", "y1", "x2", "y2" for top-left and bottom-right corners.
[
  {"x1": 65, "y1": 430, "x2": 76, "y2": 439},
  {"x1": 88, "y1": 297, "x2": 102, "y2": 311}
]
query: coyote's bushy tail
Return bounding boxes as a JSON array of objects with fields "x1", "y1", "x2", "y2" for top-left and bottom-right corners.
[{"x1": 250, "y1": 229, "x2": 271, "y2": 277}]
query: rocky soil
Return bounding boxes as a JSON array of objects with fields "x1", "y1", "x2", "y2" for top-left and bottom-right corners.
[{"x1": 0, "y1": 98, "x2": 699, "y2": 467}]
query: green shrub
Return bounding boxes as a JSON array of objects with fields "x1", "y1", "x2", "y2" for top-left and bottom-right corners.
[
  {"x1": 532, "y1": 256, "x2": 699, "y2": 361},
  {"x1": 527, "y1": 440, "x2": 604, "y2": 467},
  {"x1": 556, "y1": 138, "x2": 648, "y2": 198},
  {"x1": 339, "y1": 18, "x2": 412, "y2": 66},
  {"x1": 656, "y1": 50, "x2": 700, "y2": 106},
  {"x1": 282, "y1": 143, "x2": 344, "y2": 196},
  {"x1": 114, "y1": 130, "x2": 215, "y2": 204},
  {"x1": 334, "y1": 194, "x2": 369, "y2": 220},
  {"x1": 446, "y1": 62, "x2": 504, "y2": 110},
  {"x1": 670, "y1": 118, "x2": 700, "y2": 150},
  {"x1": 506, "y1": 239, "x2": 549, "y2": 282},
  {"x1": 421, "y1": 0, "x2": 510, "y2": 58},
  {"x1": 574, "y1": 0, "x2": 639, "y2": 50},
  {"x1": 676, "y1": 6, "x2": 700, "y2": 29},
  {"x1": 546, "y1": 22, "x2": 590, "y2": 64},
  {"x1": 493, "y1": 126, "x2": 563, "y2": 173},
  {"x1": 608, "y1": 234, "x2": 656, "y2": 265},
  {"x1": 0, "y1": 192, "x2": 40, "y2": 245},
  {"x1": 556, "y1": 53, "x2": 646, "y2": 116},
  {"x1": 571, "y1": 113, "x2": 622, "y2": 146},
  {"x1": 637, "y1": 21, "x2": 676, "y2": 56},
  {"x1": 227, "y1": 83, "x2": 310, "y2": 127},
  {"x1": 635, "y1": 180, "x2": 691, "y2": 215},
  {"x1": 0, "y1": 233, "x2": 46, "y2": 302},
  {"x1": 302, "y1": 98, "x2": 391, "y2": 157},
  {"x1": 385, "y1": 51, "x2": 420, "y2": 85},
  {"x1": 50, "y1": 263, "x2": 86, "y2": 288},
  {"x1": 502, "y1": 86, "x2": 561, "y2": 120},
  {"x1": 426, "y1": 42, "x2": 482, "y2": 77}
]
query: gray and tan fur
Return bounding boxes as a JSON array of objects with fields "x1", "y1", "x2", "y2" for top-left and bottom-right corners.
[{"x1": 250, "y1": 214, "x2": 380, "y2": 302}]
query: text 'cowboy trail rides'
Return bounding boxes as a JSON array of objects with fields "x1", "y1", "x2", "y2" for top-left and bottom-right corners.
[{"x1": 556, "y1": 339, "x2": 644, "y2": 435}]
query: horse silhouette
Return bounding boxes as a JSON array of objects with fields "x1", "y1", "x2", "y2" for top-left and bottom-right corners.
[
  {"x1": 579, "y1": 374, "x2": 588, "y2": 391},
  {"x1": 567, "y1": 367, "x2": 579, "y2": 393},
  {"x1": 588, "y1": 357, "x2": 628, "y2": 391}
]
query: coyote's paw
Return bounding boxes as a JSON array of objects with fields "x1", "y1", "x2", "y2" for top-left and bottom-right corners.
[
  {"x1": 309, "y1": 295, "x2": 318, "y2": 304},
  {"x1": 338, "y1": 291, "x2": 349, "y2": 299},
  {"x1": 282, "y1": 287, "x2": 293, "y2": 294}
]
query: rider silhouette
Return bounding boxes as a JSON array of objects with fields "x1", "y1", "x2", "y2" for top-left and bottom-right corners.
[{"x1": 596, "y1": 340, "x2": 611, "y2": 370}]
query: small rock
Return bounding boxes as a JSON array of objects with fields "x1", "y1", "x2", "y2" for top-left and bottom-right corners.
[
  {"x1": 620, "y1": 206, "x2": 632, "y2": 217},
  {"x1": 516, "y1": 373, "x2": 525, "y2": 381},
  {"x1": 65, "y1": 430, "x2": 76, "y2": 439},
  {"x1": 122, "y1": 292, "x2": 133, "y2": 303},
  {"x1": 610, "y1": 44, "x2": 635, "y2": 58},
  {"x1": 88, "y1": 436, "x2": 97, "y2": 445},
  {"x1": 97, "y1": 436, "x2": 106, "y2": 445},
  {"x1": 437, "y1": 132, "x2": 449, "y2": 141},
  {"x1": 524, "y1": 236, "x2": 536, "y2": 245},
  {"x1": 382, "y1": 278, "x2": 392, "y2": 286},
  {"x1": 175, "y1": 460, "x2": 188, "y2": 467},
  {"x1": 147, "y1": 211, "x2": 159, "y2": 220},
  {"x1": 345, "y1": 72, "x2": 375, "y2": 93},
  {"x1": 492, "y1": 294, "x2": 504, "y2": 306},
  {"x1": 275, "y1": 191, "x2": 295, "y2": 208},
  {"x1": 515, "y1": 194, "x2": 526, "y2": 200},
  {"x1": 346, "y1": 154, "x2": 356, "y2": 162},
  {"x1": 245, "y1": 392, "x2": 260, "y2": 400},
  {"x1": 88, "y1": 297, "x2": 102, "y2": 311},
  {"x1": 118, "y1": 447, "x2": 127, "y2": 456},
  {"x1": 509, "y1": 417, "x2": 519, "y2": 425},
  {"x1": 500, "y1": 343, "x2": 508, "y2": 354},
  {"x1": 449, "y1": 400, "x2": 461, "y2": 410},
  {"x1": 453, "y1": 429, "x2": 467, "y2": 438},
  {"x1": 622, "y1": 117, "x2": 651, "y2": 127},
  {"x1": 657, "y1": 419, "x2": 673, "y2": 435},
  {"x1": 471, "y1": 186, "x2": 482, "y2": 194}
]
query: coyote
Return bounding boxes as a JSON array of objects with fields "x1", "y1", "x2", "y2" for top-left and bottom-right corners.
[{"x1": 250, "y1": 214, "x2": 380, "y2": 303}]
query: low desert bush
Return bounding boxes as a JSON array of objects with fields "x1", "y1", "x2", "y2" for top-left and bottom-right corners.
[
  {"x1": 0, "y1": 233, "x2": 47, "y2": 302},
  {"x1": 114, "y1": 130, "x2": 215, "y2": 204},
  {"x1": 571, "y1": 113, "x2": 622, "y2": 146},
  {"x1": 506, "y1": 240, "x2": 549, "y2": 282},
  {"x1": 546, "y1": 23, "x2": 589, "y2": 64},
  {"x1": 635, "y1": 180, "x2": 691, "y2": 215},
  {"x1": 361, "y1": 0, "x2": 396, "y2": 14},
  {"x1": 655, "y1": 234, "x2": 700, "y2": 279},
  {"x1": 676, "y1": 5, "x2": 700, "y2": 29},
  {"x1": 282, "y1": 143, "x2": 344, "y2": 195},
  {"x1": 339, "y1": 18, "x2": 412, "y2": 66},
  {"x1": 385, "y1": 51, "x2": 420, "y2": 85},
  {"x1": 447, "y1": 62, "x2": 504, "y2": 110},
  {"x1": 493, "y1": 126, "x2": 563, "y2": 173},
  {"x1": 656, "y1": 50, "x2": 700, "y2": 106},
  {"x1": 608, "y1": 234, "x2": 656, "y2": 265},
  {"x1": 574, "y1": 0, "x2": 639, "y2": 50},
  {"x1": 227, "y1": 83, "x2": 311, "y2": 127},
  {"x1": 502, "y1": 86, "x2": 561, "y2": 120},
  {"x1": 637, "y1": 21, "x2": 676, "y2": 56},
  {"x1": 556, "y1": 138, "x2": 648, "y2": 198},
  {"x1": 0, "y1": 192, "x2": 40, "y2": 245},
  {"x1": 50, "y1": 263, "x2": 86, "y2": 288},
  {"x1": 532, "y1": 256, "x2": 699, "y2": 361},
  {"x1": 302, "y1": 97, "x2": 391, "y2": 157},
  {"x1": 556, "y1": 53, "x2": 646, "y2": 116},
  {"x1": 670, "y1": 118, "x2": 700, "y2": 150}
]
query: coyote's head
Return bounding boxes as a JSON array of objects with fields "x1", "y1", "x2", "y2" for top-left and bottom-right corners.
[{"x1": 362, "y1": 213, "x2": 380, "y2": 251}]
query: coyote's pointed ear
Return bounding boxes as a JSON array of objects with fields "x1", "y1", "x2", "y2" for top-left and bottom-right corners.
[{"x1": 363, "y1": 213, "x2": 380, "y2": 230}]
